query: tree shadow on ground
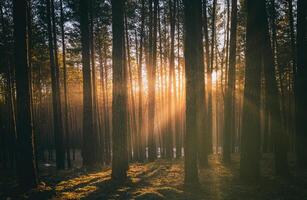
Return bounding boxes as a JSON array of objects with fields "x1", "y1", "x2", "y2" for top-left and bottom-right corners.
[{"x1": 2, "y1": 154, "x2": 307, "y2": 200}]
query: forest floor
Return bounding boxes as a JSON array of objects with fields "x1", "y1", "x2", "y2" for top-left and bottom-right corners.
[{"x1": 1, "y1": 153, "x2": 307, "y2": 200}]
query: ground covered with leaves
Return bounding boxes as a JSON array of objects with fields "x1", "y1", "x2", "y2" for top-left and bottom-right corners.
[{"x1": 1, "y1": 154, "x2": 307, "y2": 200}]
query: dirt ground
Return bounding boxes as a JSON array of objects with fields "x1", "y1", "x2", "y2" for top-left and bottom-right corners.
[{"x1": 1, "y1": 153, "x2": 307, "y2": 200}]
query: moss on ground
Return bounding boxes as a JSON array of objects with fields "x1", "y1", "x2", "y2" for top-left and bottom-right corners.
[{"x1": 1, "y1": 154, "x2": 307, "y2": 200}]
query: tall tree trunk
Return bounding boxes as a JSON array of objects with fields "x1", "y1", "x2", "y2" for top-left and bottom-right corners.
[
  {"x1": 79, "y1": 0, "x2": 97, "y2": 167},
  {"x1": 223, "y1": 0, "x2": 237, "y2": 163},
  {"x1": 147, "y1": 0, "x2": 157, "y2": 161},
  {"x1": 166, "y1": 0, "x2": 176, "y2": 160},
  {"x1": 208, "y1": 0, "x2": 217, "y2": 154},
  {"x1": 1, "y1": 0, "x2": 17, "y2": 169},
  {"x1": 240, "y1": 0, "x2": 262, "y2": 181},
  {"x1": 265, "y1": 0, "x2": 289, "y2": 176},
  {"x1": 138, "y1": 0, "x2": 146, "y2": 162},
  {"x1": 287, "y1": 0, "x2": 296, "y2": 72},
  {"x1": 98, "y1": 35, "x2": 106, "y2": 164},
  {"x1": 175, "y1": 0, "x2": 182, "y2": 159},
  {"x1": 90, "y1": 0, "x2": 99, "y2": 163},
  {"x1": 46, "y1": 0, "x2": 65, "y2": 169},
  {"x1": 60, "y1": 0, "x2": 71, "y2": 169},
  {"x1": 183, "y1": 0, "x2": 203, "y2": 186},
  {"x1": 202, "y1": 0, "x2": 210, "y2": 160},
  {"x1": 13, "y1": 0, "x2": 38, "y2": 189},
  {"x1": 103, "y1": 41, "x2": 111, "y2": 165},
  {"x1": 197, "y1": 0, "x2": 208, "y2": 167},
  {"x1": 111, "y1": 0, "x2": 128, "y2": 181},
  {"x1": 124, "y1": 11, "x2": 138, "y2": 161},
  {"x1": 294, "y1": 0, "x2": 307, "y2": 169}
]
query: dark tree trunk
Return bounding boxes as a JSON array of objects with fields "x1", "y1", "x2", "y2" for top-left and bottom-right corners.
[
  {"x1": 208, "y1": 0, "x2": 217, "y2": 155},
  {"x1": 287, "y1": 0, "x2": 296, "y2": 72},
  {"x1": 98, "y1": 34, "x2": 106, "y2": 165},
  {"x1": 111, "y1": 0, "x2": 128, "y2": 181},
  {"x1": 175, "y1": 0, "x2": 182, "y2": 159},
  {"x1": 79, "y1": 0, "x2": 97, "y2": 167},
  {"x1": 124, "y1": 11, "x2": 138, "y2": 161},
  {"x1": 295, "y1": 0, "x2": 307, "y2": 169},
  {"x1": 183, "y1": 0, "x2": 203, "y2": 186},
  {"x1": 263, "y1": 0, "x2": 289, "y2": 176},
  {"x1": 223, "y1": 0, "x2": 237, "y2": 163},
  {"x1": 147, "y1": 0, "x2": 157, "y2": 161},
  {"x1": 240, "y1": 0, "x2": 262, "y2": 181},
  {"x1": 60, "y1": 0, "x2": 71, "y2": 169},
  {"x1": 13, "y1": 0, "x2": 38, "y2": 189},
  {"x1": 202, "y1": 0, "x2": 210, "y2": 161},
  {"x1": 90, "y1": 0, "x2": 99, "y2": 163},
  {"x1": 196, "y1": 0, "x2": 208, "y2": 167},
  {"x1": 46, "y1": 0, "x2": 65, "y2": 169},
  {"x1": 166, "y1": 0, "x2": 176, "y2": 160},
  {"x1": 137, "y1": 0, "x2": 146, "y2": 162}
]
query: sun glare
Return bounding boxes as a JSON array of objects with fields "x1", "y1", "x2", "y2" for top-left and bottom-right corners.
[{"x1": 212, "y1": 71, "x2": 218, "y2": 83}]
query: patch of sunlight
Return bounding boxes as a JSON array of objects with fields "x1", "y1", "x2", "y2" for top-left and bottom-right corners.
[
  {"x1": 128, "y1": 164, "x2": 151, "y2": 178},
  {"x1": 56, "y1": 170, "x2": 111, "y2": 192},
  {"x1": 134, "y1": 188, "x2": 165, "y2": 200}
]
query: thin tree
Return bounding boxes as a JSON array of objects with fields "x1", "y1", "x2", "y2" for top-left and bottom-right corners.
[
  {"x1": 137, "y1": 0, "x2": 146, "y2": 162},
  {"x1": 60, "y1": 0, "x2": 71, "y2": 168},
  {"x1": 147, "y1": 0, "x2": 158, "y2": 161},
  {"x1": 208, "y1": 0, "x2": 217, "y2": 154},
  {"x1": 202, "y1": 0, "x2": 210, "y2": 161},
  {"x1": 90, "y1": 0, "x2": 99, "y2": 163},
  {"x1": 223, "y1": 0, "x2": 237, "y2": 163}
]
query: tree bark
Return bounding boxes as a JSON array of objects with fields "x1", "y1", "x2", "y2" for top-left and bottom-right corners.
[
  {"x1": 111, "y1": 0, "x2": 128, "y2": 181},
  {"x1": 183, "y1": 0, "x2": 204, "y2": 186},
  {"x1": 13, "y1": 0, "x2": 38, "y2": 189},
  {"x1": 46, "y1": 0, "x2": 65, "y2": 169},
  {"x1": 79, "y1": 0, "x2": 97, "y2": 167},
  {"x1": 60, "y1": 0, "x2": 71, "y2": 169},
  {"x1": 294, "y1": 0, "x2": 307, "y2": 169},
  {"x1": 240, "y1": 0, "x2": 262, "y2": 181},
  {"x1": 223, "y1": 0, "x2": 237, "y2": 163}
]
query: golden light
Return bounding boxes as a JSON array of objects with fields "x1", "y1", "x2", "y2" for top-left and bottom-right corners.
[{"x1": 212, "y1": 70, "x2": 218, "y2": 83}]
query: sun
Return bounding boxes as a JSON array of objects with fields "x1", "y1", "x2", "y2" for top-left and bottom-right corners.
[{"x1": 212, "y1": 71, "x2": 218, "y2": 83}]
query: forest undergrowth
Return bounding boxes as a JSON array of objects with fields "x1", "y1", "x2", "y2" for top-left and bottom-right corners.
[{"x1": 1, "y1": 154, "x2": 306, "y2": 200}]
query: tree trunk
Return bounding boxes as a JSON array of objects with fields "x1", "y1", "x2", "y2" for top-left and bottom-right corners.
[
  {"x1": 46, "y1": 0, "x2": 65, "y2": 169},
  {"x1": 111, "y1": 0, "x2": 128, "y2": 181},
  {"x1": 183, "y1": 0, "x2": 203, "y2": 186},
  {"x1": 294, "y1": 0, "x2": 307, "y2": 169},
  {"x1": 60, "y1": 0, "x2": 71, "y2": 169},
  {"x1": 13, "y1": 0, "x2": 38, "y2": 189},
  {"x1": 79, "y1": 0, "x2": 97, "y2": 167},
  {"x1": 147, "y1": 0, "x2": 157, "y2": 161},
  {"x1": 90, "y1": 0, "x2": 99, "y2": 164},
  {"x1": 240, "y1": 0, "x2": 262, "y2": 181},
  {"x1": 137, "y1": 0, "x2": 146, "y2": 162},
  {"x1": 265, "y1": 0, "x2": 289, "y2": 176},
  {"x1": 202, "y1": 0, "x2": 210, "y2": 160},
  {"x1": 208, "y1": 0, "x2": 217, "y2": 155},
  {"x1": 223, "y1": 0, "x2": 237, "y2": 163}
]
